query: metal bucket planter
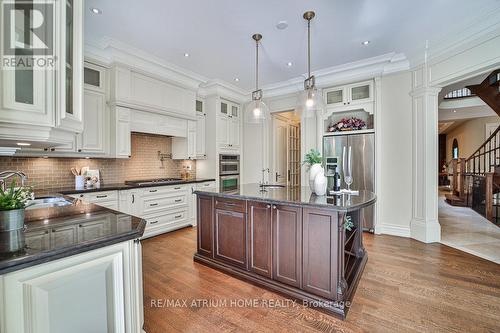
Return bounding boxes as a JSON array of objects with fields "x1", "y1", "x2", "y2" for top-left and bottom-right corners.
[{"x1": 0, "y1": 209, "x2": 26, "y2": 253}]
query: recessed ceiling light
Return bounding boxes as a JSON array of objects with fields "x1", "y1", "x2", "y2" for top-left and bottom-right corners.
[
  {"x1": 16, "y1": 142, "x2": 31, "y2": 146},
  {"x1": 234, "y1": 78, "x2": 239, "y2": 82},
  {"x1": 90, "y1": 7, "x2": 102, "y2": 14},
  {"x1": 184, "y1": 53, "x2": 190, "y2": 57},
  {"x1": 362, "y1": 40, "x2": 370, "y2": 45},
  {"x1": 276, "y1": 21, "x2": 288, "y2": 30},
  {"x1": 287, "y1": 62, "x2": 293, "y2": 67}
]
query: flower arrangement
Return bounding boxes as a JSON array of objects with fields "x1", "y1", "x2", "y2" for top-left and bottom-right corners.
[
  {"x1": 0, "y1": 180, "x2": 34, "y2": 211},
  {"x1": 328, "y1": 117, "x2": 366, "y2": 132}
]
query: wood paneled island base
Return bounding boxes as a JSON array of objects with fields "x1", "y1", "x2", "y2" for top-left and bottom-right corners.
[{"x1": 193, "y1": 184, "x2": 376, "y2": 319}]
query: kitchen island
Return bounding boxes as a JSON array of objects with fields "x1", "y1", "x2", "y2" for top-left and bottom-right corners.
[
  {"x1": 193, "y1": 184, "x2": 376, "y2": 319},
  {"x1": 0, "y1": 196, "x2": 146, "y2": 333}
]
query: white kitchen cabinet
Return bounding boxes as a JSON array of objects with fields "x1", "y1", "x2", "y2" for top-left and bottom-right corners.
[
  {"x1": 0, "y1": 241, "x2": 144, "y2": 333},
  {"x1": 172, "y1": 120, "x2": 197, "y2": 160},
  {"x1": 195, "y1": 99, "x2": 207, "y2": 159},
  {"x1": 111, "y1": 106, "x2": 131, "y2": 158},
  {"x1": 69, "y1": 191, "x2": 119, "y2": 211},
  {"x1": 217, "y1": 100, "x2": 241, "y2": 151},
  {"x1": 119, "y1": 189, "x2": 143, "y2": 217},
  {"x1": 324, "y1": 80, "x2": 373, "y2": 108},
  {"x1": 0, "y1": 0, "x2": 84, "y2": 147},
  {"x1": 79, "y1": 90, "x2": 108, "y2": 154},
  {"x1": 84, "y1": 62, "x2": 106, "y2": 93}
]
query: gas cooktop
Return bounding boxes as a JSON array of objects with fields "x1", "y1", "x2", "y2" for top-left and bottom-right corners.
[{"x1": 125, "y1": 178, "x2": 183, "y2": 186}]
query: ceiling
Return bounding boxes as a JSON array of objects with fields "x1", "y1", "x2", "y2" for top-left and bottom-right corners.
[{"x1": 84, "y1": 0, "x2": 499, "y2": 90}]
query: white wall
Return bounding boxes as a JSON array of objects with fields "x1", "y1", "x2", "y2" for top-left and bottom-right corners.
[{"x1": 376, "y1": 71, "x2": 413, "y2": 236}]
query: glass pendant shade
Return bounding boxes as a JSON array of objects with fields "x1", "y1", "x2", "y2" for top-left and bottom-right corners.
[
  {"x1": 244, "y1": 98, "x2": 269, "y2": 124},
  {"x1": 297, "y1": 87, "x2": 325, "y2": 118}
]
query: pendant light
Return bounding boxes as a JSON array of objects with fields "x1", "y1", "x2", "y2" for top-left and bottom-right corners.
[
  {"x1": 244, "y1": 33, "x2": 269, "y2": 124},
  {"x1": 297, "y1": 11, "x2": 325, "y2": 118}
]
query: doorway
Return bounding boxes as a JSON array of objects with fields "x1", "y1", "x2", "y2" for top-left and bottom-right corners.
[{"x1": 271, "y1": 111, "x2": 301, "y2": 186}]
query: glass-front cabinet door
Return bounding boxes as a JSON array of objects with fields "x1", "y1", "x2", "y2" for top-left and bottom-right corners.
[
  {"x1": 324, "y1": 87, "x2": 346, "y2": 107},
  {"x1": 84, "y1": 62, "x2": 106, "y2": 92},
  {"x1": 57, "y1": 0, "x2": 83, "y2": 132},
  {"x1": 220, "y1": 101, "x2": 228, "y2": 116},
  {"x1": 231, "y1": 104, "x2": 239, "y2": 118},
  {"x1": 348, "y1": 81, "x2": 373, "y2": 104}
]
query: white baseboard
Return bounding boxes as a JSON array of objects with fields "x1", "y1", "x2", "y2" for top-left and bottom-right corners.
[
  {"x1": 410, "y1": 218, "x2": 441, "y2": 243},
  {"x1": 375, "y1": 223, "x2": 411, "y2": 238}
]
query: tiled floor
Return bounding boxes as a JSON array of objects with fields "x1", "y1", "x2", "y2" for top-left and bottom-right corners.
[{"x1": 439, "y1": 190, "x2": 500, "y2": 264}]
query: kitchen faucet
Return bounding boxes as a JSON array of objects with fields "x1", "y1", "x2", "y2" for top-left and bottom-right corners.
[{"x1": 0, "y1": 170, "x2": 28, "y2": 191}]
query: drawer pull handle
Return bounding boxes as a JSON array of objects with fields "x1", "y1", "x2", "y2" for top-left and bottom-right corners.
[
  {"x1": 174, "y1": 199, "x2": 182, "y2": 203},
  {"x1": 150, "y1": 203, "x2": 159, "y2": 207},
  {"x1": 150, "y1": 220, "x2": 159, "y2": 225},
  {"x1": 220, "y1": 202, "x2": 238, "y2": 207},
  {"x1": 174, "y1": 187, "x2": 181, "y2": 190},
  {"x1": 96, "y1": 195, "x2": 108, "y2": 198},
  {"x1": 149, "y1": 189, "x2": 158, "y2": 193},
  {"x1": 174, "y1": 215, "x2": 182, "y2": 219}
]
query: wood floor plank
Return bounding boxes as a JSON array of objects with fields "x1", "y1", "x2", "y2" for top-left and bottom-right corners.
[{"x1": 142, "y1": 227, "x2": 500, "y2": 333}]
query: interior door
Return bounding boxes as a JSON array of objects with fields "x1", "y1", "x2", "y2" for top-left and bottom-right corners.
[{"x1": 273, "y1": 117, "x2": 288, "y2": 185}]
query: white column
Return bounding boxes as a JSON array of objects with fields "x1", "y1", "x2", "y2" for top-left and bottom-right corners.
[{"x1": 410, "y1": 66, "x2": 442, "y2": 243}]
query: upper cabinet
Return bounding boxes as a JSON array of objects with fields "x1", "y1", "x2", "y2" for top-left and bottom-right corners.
[
  {"x1": 195, "y1": 99, "x2": 206, "y2": 159},
  {"x1": 324, "y1": 80, "x2": 373, "y2": 108},
  {"x1": 111, "y1": 65, "x2": 196, "y2": 118},
  {"x1": 217, "y1": 99, "x2": 240, "y2": 151},
  {"x1": 0, "y1": 0, "x2": 84, "y2": 147},
  {"x1": 84, "y1": 63, "x2": 106, "y2": 92}
]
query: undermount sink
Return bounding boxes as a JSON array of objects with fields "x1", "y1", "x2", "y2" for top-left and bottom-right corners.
[
  {"x1": 26, "y1": 197, "x2": 73, "y2": 210},
  {"x1": 259, "y1": 184, "x2": 286, "y2": 189}
]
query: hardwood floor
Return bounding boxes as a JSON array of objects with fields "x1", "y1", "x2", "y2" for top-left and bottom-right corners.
[{"x1": 142, "y1": 227, "x2": 500, "y2": 333}]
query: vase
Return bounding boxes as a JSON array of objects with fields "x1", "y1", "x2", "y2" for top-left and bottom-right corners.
[
  {"x1": 0, "y1": 209, "x2": 26, "y2": 253},
  {"x1": 308, "y1": 163, "x2": 323, "y2": 191},
  {"x1": 314, "y1": 172, "x2": 327, "y2": 196}
]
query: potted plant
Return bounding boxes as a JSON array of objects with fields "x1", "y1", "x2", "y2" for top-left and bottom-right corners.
[
  {"x1": 303, "y1": 149, "x2": 324, "y2": 192},
  {"x1": 0, "y1": 180, "x2": 33, "y2": 233}
]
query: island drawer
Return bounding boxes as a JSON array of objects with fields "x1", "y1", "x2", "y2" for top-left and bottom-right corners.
[{"x1": 214, "y1": 197, "x2": 246, "y2": 213}]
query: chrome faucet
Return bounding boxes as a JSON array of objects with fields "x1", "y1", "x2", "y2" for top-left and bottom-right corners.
[
  {"x1": 259, "y1": 168, "x2": 269, "y2": 187},
  {"x1": 0, "y1": 170, "x2": 28, "y2": 191}
]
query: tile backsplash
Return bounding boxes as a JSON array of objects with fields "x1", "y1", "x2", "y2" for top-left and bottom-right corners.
[{"x1": 0, "y1": 133, "x2": 196, "y2": 191}]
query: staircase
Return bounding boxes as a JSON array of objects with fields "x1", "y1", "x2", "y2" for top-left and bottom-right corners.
[{"x1": 446, "y1": 69, "x2": 500, "y2": 225}]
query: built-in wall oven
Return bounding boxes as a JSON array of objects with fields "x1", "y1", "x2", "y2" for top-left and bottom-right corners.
[{"x1": 219, "y1": 154, "x2": 240, "y2": 193}]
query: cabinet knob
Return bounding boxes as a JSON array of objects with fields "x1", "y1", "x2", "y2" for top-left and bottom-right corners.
[
  {"x1": 78, "y1": 149, "x2": 82, "y2": 152},
  {"x1": 348, "y1": 102, "x2": 350, "y2": 104},
  {"x1": 273, "y1": 205, "x2": 277, "y2": 209},
  {"x1": 266, "y1": 204, "x2": 271, "y2": 209},
  {"x1": 80, "y1": 194, "x2": 84, "y2": 198}
]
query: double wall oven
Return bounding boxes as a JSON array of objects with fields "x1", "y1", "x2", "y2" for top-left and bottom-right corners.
[{"x1": 219, "y1": 154, "x2": 239, "y2": 193}]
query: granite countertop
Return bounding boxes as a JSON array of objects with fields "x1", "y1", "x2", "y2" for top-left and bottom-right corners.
[
  {"x1": 34, "y1": 178, "x2": 216, "y2": 196},
  {"x1": 194, "y1": 183, "x2": 376, "y2": 211},
  {"x1": 0, "y1": 196, "x2": 146, "y2": 275}
]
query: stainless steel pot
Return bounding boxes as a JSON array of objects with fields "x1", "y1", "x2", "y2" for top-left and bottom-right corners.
[
  {"x1": 0, "y1": 209, "x2": 26, "y2": 253},
  {"x1": 0, "y1": 209, "x2": 25, "y2": 232}
]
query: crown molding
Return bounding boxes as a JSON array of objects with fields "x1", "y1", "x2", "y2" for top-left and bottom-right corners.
[
  {"x1": 408, "y1": 3, "x2": 500, "y2": 68},
  {"x1": 85, "y1": 37, "x2": 208, "y2": 90},
  {"x1": 261, "y1": 52, "x2": 409, "y2": 98},
  {"x1": 198, "y1": 79, "x2": 249, "y2": 103}
]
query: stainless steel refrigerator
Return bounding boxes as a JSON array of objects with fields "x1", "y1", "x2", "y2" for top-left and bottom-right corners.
[{"x1": 323, "y1": 133, "x2": 375, "y2": 232}]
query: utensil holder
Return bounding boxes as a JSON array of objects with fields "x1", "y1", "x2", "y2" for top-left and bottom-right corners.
[{"x1": 75, "y1": 175, "x2": 85, "y2": 189}]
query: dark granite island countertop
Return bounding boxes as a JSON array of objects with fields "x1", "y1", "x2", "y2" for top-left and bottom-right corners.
[
  {"x1": 194, "y1": 183, "x2": 376, "y2": 212},
  {"x1": 0, "y1": 196, "x2": 146, "y2": 275}
]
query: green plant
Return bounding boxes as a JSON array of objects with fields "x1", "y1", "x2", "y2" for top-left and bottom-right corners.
[
  {"x1": 0, "y1": 180, "x2": 33, "y2": 211},
  {"x1": 344, "y1": 215, "x2": 354, "y2": 231},
  {"x1": 303, "y1": 149, "x2": 323, "y2": 166}
]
